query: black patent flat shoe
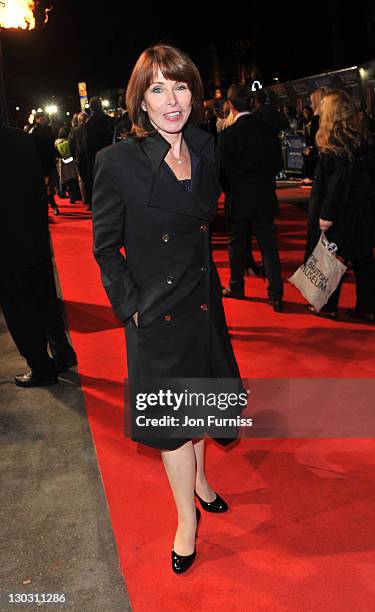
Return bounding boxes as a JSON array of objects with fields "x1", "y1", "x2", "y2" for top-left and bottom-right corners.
[
  {"x1": 172, "y1": 548, "x2": 196, "y2": 574},
  {"x1": 171, "y1": 508, "x2": 200, "y2": 575},
  {"x1": 195, "y1": 491, "x2": 228, "y2": 513}
]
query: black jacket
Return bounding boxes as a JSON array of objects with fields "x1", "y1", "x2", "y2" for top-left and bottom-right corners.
[
  {"x1": 29, "y1": 123, "x2": 56, "y2": 176},
  {"x1": 92, "y1": 125, "x2": 241, "y2": 382},
  {"x1": 85, "y1": 112, "x2": 114, "y2": 159},
  {"x1": 253, "y1": 105, "x2": 289, "y2": 134},
  {"x1": 0, "y1": 126, "x2": 50, "y2": 271},
  {"x1": 68, "y1": 125, "x2": 87, "y2": 162},
  {"x1": 217, "y1": 114, "x2": 283, "y2": 219},
  {"x1": 113, "y1": 111, "x2": 132, "y2": 143},
  {"x1": 306, "y1": 144, "x2": 375, "y2": 261}
]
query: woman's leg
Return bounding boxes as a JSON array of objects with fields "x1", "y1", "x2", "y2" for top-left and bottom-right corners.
[
  {"x1": 162, "y1": 441, "x2": 197, "y2": 555},
  {"x1": 193, "y1": 439, "x2": 216, "y2": 502}
]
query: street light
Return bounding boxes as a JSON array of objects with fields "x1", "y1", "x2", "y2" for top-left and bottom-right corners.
[
  {"x1": 45, "y1": 104, "x2": 58, "y2": 115},
  {"x1": 102, "y1": 99, "x2": 110, "y2": 108}
]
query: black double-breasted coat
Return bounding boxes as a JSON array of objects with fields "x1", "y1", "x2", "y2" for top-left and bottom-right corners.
[
  {"x1": 305, "y1": 144, "x2": 375, "y2": 262},
  {"x1": 92, "y1": 124, "x2": 242, "y2": 450}
]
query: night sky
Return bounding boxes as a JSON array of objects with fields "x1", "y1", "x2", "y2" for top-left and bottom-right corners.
[{"x1": 2, "y1": 0, "x2": 375, "y2": 122}]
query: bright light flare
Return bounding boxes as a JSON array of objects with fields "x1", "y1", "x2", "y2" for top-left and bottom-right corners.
[
  {"x1": 0, "y1": 0, "x2": 36, "y2": 30},
  {"x1": 45, "y1": 104, "x2": 57, "y2": 115}
]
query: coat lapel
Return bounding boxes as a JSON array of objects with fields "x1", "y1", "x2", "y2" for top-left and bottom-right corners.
[{"x1": 140, "y1": 125, "x2": 222, "y2": 222}]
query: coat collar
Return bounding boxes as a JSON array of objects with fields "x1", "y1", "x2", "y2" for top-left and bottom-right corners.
[
  {"x1": 140, "y1": 123, "x2": 214, "y2": 172},
  {"x1": 139, "y1": 124, "x2": 221, "y2": 222}
]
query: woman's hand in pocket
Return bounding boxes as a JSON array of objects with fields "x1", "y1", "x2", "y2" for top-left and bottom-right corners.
[{"x1": 133, "y1": 312, "x2": 139, "y2": 327}]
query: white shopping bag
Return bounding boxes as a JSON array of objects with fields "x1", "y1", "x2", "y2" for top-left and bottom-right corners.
[{"x1": 288, "y1": 232, "x2": 348, "y2": 311}]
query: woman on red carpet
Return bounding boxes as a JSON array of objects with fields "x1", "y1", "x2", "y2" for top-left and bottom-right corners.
[
  {"x1": 306, "y1": 89, "x2": 375, "y2": 321},
  {"x1": 92, "y1": 44, "x2": 244, "y2": 574}
]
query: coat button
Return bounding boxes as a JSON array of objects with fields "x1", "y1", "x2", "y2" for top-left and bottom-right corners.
[
  {"x1": 200, "y1": 303, "x2": 208, "y2": 311},
  {"x1": 166, "y1": 275, "x2": 174, "y2": 285},
  {"x1": 161, "y1": 233, "x2": 170, "y2": 242},
  {"x1": 201, "y1": 266, "x2": 207, "y2": 272},
  {"x1": 199, "y1": 224, "x2": 208, "y2": 232},
  {"x1": 164, "y1": 314, "x2": 172, "y2": 321}
]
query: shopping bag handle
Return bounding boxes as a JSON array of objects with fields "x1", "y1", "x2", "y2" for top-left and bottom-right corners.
[{"x1": 320, "y1": 231, "x2": 338, "y2": 254}]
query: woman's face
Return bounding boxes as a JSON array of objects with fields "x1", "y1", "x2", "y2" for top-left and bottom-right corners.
[{"x1": 141, "y1": 67, "x2": 192, "y2": 135}]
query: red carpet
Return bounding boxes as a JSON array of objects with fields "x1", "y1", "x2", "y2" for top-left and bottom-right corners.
[{"x1": 50, "y1": 193, "x2": 375, "y2": 611}]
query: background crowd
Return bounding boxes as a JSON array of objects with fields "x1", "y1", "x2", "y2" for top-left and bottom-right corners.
[{"x1": 22, "y1": 85, "x2": 375, "y2": 221}]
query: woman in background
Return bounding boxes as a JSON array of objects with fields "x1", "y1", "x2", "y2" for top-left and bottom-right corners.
[
  {"x1": 302, "y1": 87, "x2": 329, "y2": 185},
  {"x1": 306, "y1": 89, "x2": 375, "y2": 321},
  {"x1": 55, "y1": 127, "x2": 81, "y2": 203}
]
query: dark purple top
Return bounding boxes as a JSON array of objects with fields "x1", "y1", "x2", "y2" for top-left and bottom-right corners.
[{"x1": 163, "y1": 146, "x2": 199, "y2": 193}]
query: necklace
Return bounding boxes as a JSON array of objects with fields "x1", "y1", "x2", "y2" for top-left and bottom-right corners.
[
  {"x1": 168, "y1": 142, "x2": 184, "y2": 164},
  {"x1": 168, "y1": 152, "x2": 182, "y2": 164}
]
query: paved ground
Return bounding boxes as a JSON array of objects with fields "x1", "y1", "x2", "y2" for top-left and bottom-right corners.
[{"x1": 0, "y1": 290, "x2": 131, "y2": 611}]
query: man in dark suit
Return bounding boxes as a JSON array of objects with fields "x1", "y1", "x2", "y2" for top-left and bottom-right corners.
[
  {"x1": 113, "y1": 94, "x2": 132, "y2": 143},
  {"x1": 252, "y1": 89, "x2": 289, "y2": 135},
  {"x1": 217, "y1": 84, "x2": 284, "y2": 311},
  {"x1": 0, "y1": 126, "x2": 77, "y2": 386},
  {"x1": 84, "y1": 97, "x2": 114, "y2": 209},
  {"x1": 29, "y1": 111, "x2": 60, "y2": 215},
  {"x1": 69, "y1": 111, "x2": 90, "y2": 204}
]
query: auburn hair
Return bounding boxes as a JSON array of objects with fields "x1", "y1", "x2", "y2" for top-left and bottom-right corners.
[
  {"x1": 125, "y1": 44, "x2": 205, "y2": 140},
  {"x1": 316, "y1": 89, "x2": 371, "y2": 157}
]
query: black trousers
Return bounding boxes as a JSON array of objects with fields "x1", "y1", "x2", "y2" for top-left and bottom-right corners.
[
  {"x1": 228, "y1": 216, "x2": 283, "y2": 299},
  {"x1": 0, "y1": 259, "x2": 73, "y2": 376},
  {"x1": 77, "y1": 158, "x2": 90, "y2": 204},
  {"x1": 85, "y1": 155, "x2": 95, "y2": 208},
  {"x1": 323, "y1": 252, "x2": 375, "y2": 313},
  {"x1": 66, "y1": 178, "x2": 81, "y2": 201},
  {"x1": 224, "y1": 198, "x2": 260, "y2": 272}
]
